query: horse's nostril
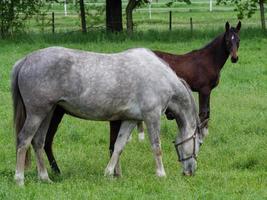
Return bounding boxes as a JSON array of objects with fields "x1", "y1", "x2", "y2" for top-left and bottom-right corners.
[
  {"x1": 183, "y1": 171, "x2": 193, "y2": 176},
  {"x1": 231, "y1": 56, "x2": 238, "y2": 63}
]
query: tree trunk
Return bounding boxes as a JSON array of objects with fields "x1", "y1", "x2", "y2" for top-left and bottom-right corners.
[
  {"x1": 79, "y1": 0, "x2": 87, "y2": 33},
  {"x1": 106, "y1": 0, "x2": 123, "y2": 32},
  {"x1": 259, "y1": 0, "x2": 266, "y2": 30},
  {"x1": 126, "y1": 0, "x2": 139, "y2": 34}
]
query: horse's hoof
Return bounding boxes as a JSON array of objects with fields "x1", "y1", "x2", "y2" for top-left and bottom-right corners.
[
  {"x1": 15, "y1": 178, "x2": 24, "y2": 186},
  {"x1": 51, "y1": 165, "x2": 61, "y2": 175},
  {"x1": 114, "y1": 169, "x2": 122, "y2": 178},
  {"x1": 14, "y1": 173, "x2": 24, "y2": 186},
  {"x1": 52, "y1": 170, "x2": 61, "y2": 176},
  {"x1": 104, "y1": 168, "x2": 114, "y2": 177},
  {"x1": 114, "y1": 171, "x2": 122, "y2": 178},
  {"x1": 156, "y1": 170, "x2": 166, "y2": 177},
  {"x1": 40, "y1": 178, "x2": 53, "y2": 184},
  {"x1": 45, "y1": 178, "x2": 53, "y2": 183},
  {"x1": 39, "y1": 174, "x2": 53, "y2": 184}
]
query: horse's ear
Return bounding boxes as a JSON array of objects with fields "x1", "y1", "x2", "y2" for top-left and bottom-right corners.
[
  {"x1": 225, "y1": 21, "x2": 230, "y2": 32},
  {"x1": 236, "y1": 21, "x2": 241, "y2": 33}
]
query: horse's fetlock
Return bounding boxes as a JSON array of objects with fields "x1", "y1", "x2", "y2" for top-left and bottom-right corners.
[{"x1": 14, "y1": 172, "x2": 24, "y2": 186}]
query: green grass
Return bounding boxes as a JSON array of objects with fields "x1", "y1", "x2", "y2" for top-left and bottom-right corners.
[{"x1": 0, "y1": 19, "x2": 267, "y2": 200}]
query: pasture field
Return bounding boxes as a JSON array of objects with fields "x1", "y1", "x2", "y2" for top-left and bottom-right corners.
[
  {"x1": 28, "y1": 1, "x2": 265, "y2": 32},
  {"x1": 0, "y1": 13, "x2": 267, "y2": 200}
]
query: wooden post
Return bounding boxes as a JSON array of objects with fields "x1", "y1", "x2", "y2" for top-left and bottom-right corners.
[
  {"x1": 169, "y1": 11, "x2": 172, "y2": 31},
  {"x1": 80, "y1": 0, "x2": 87, "y2": 33},
  {"x1": 259, "y1": 0, "x2": 266, "y2": 30},
  {"x1": 52, "y1": 12, "x2": 55, "y2": 33},
  {"x1": 190, "y1": 17, "x2": 193, "y2": 35}
]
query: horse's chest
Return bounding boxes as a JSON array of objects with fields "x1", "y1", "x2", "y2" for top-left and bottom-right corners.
[{"x1": 210, "y1": 74, "x2": 220, "y2": 89}]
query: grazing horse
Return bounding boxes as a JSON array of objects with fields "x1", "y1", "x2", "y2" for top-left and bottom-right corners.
[
  {"x1": 12, "y1": 47, "x2": 205, "y2": 186},
  {"x1": 43, "y1": 21, "x2": 241, "y2": 175}
]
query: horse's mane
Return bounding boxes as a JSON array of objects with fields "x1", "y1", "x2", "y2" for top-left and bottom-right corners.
[
  {"x1": 179, "y1": 78, "x2": 200, "y2": 125},
  {"x1": 189, "y1": 33, "x2": 225, "y2": 54}
]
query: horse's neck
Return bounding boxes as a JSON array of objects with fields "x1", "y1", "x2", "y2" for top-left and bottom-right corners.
[{"x1": 204, "y1": 34, "x2": 229, "y2": 72}]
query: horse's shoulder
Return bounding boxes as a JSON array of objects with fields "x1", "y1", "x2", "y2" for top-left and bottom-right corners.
[{"x1": 126, "y1": 48, "x2": 154, "y2": 56}]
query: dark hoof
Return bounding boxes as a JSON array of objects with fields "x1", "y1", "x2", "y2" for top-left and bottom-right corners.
[{"x1": 51, "y1": 164, "x2": 61, "y2": 174}]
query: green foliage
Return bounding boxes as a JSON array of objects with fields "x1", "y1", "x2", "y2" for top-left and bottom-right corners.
[
  {"x1": 166, "y1": 0, "x2": 191, "y2": 7},
  {"x1": 0, "y1": 0, "x2": 44, "y2": 37},
  {"x1": 217, "y1": 0, "x2": 259, "y2": 19},
  {"x1": 136, "y1": 0, "x2": 191, "y2": 8},
  {"x1": 85, "y1": 4, "x2": 105, "y2": 28},
  {"x1": 34, "y1": 3, "x2": 55, "y2": 33},
  {"x1": 72, "y1": 2, "x2": 105, "y2": 29}
]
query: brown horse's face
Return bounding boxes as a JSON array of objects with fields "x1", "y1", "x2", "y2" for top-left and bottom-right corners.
[{"x1": 225, "y1": 21, "x2": 241, "y2": 63}]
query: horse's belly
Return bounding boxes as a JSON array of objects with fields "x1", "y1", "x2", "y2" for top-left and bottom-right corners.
[{"x1": 58, "y1": 100, "x2": 142, "y2": 121}]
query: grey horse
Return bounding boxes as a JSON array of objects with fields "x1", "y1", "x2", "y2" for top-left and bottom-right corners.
[{"x1": 11, "y1": 47, "x2": 206, "y2": 186}]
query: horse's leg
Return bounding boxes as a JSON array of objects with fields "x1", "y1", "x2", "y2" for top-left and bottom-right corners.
[
  {"x1": 144, "y1": 111, "x2": 166, "y2": 177},
  {"x1": 109, "y1": 120, "x2": 122, "y2": 176},
  {"x1": 44, "y1": 106, "x2": 65, "y2": 174},
  {"x1": 15, "y1": 114, "x2": 47, "y2": 186},
  {"x1": 105, "y1": 120, "x2": 137, "y2": 177},
  {"x1": 137, "y1": 121, "x2": 145, "y2": 141},
  {"x1": 32, "y1": 110, "x2": 55, "y2": 183},
  {"x1": 199, "y1": 89, "x2": 210, "y2": 136}
]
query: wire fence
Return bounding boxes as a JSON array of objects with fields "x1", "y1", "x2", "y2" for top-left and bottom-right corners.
[{"x1": 25, "y1": 4, "x2": 266, "y2": 33}]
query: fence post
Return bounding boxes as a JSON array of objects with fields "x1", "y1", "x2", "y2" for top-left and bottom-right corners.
[
  {"x1": 190, "y1": 17, "x2": 193, "y2": 35},
  {"x1": 209, "y1": 0, "x2": 213, "y2": 12},
  {"x1": 169, "y1": 11, "x2": 172, "y2": 31},
  {"x1": 64, "y1": 0, "x2": 67, "y2": 16},
  {"x1": 52, "y1": 12, "x2": 55, "y2": 33}
]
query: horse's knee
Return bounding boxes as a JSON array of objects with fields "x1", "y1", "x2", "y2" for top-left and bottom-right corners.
[
  {"x1": 32, "y1": 137, "x2": 44, "y2": 150},
  {"x1": 17, "y1": 133, "x2": 33, "y2": 150}
]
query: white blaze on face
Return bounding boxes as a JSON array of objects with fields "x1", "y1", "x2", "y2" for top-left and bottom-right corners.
[
  {"x1": 203, "y1": 127, "x2": 209, "y2": 136},
  {"x1": 231, "y1": 35, "x2": 235, "y2": 40}
]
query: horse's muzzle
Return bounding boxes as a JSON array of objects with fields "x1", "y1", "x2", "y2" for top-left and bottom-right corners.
[
  {"x1": 183, "y1": 171, "x2": 194, "y2": 176},
  {"x1": 231, "y1": 56, "x2": 238, "y2": 63}
]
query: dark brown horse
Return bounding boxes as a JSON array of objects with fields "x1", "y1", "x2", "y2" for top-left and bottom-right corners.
[{"x1": 43, "y1": 21, "x2": 241, "y2": 174}]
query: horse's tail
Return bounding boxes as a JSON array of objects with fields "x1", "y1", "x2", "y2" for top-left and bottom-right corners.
[
  {"x1": 180, "y1": 78, "x2": 200, "y2": 124},
  {"x1": 11, "y1": 58, "x2": 31, "y2": 168}
]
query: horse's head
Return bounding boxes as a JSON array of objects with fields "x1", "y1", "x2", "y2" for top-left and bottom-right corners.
[
  {"x1": 224, "y1": 21, "x2": 241, "y2": 63},
  {"x1": 173, "y1": 119, "x2": 208, "y2": 176}
]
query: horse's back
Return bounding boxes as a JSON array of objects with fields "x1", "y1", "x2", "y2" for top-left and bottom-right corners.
[
  {"x1": 16, "y1": 47, "x2": 181, "y2": 120},
  {"x1": 19, "y1": 46, "x2": 178, "y2": 92}
]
